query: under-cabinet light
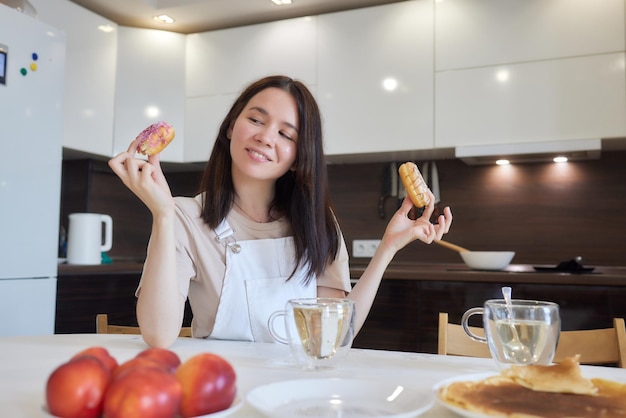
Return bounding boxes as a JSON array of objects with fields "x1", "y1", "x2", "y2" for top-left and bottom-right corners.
[{"x1": 456, "y1": 138, "x2": 601, "y2": 165}]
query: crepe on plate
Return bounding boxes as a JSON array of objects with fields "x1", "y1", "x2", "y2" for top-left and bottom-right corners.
[{"x1": 438, "y1": 355, "x2": 626, "y2": 418}]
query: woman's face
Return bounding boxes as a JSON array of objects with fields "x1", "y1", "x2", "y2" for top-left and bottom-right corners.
[{"x1": 228, "y1": 87, "x2": 299, "y2": 183}]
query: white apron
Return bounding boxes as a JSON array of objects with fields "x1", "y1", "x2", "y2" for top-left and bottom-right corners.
[{"x1": 209, "y1": 220, "x2": 316, "y2": 342}]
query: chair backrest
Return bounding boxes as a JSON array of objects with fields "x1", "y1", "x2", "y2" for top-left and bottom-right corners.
[
  {"x1": 96, "y1": 314, "x2": 192, "y2": 338},
  {"x1": 438, "y1": 312, "x2": 491, "y2": 358},
  {"x1": 438, "y1": 312, "x2": 626, "y2": 368}
]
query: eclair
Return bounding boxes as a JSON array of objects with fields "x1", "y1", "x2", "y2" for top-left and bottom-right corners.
[{"x1": 398, "y1": 162, "x2": 430, "y2": 208}]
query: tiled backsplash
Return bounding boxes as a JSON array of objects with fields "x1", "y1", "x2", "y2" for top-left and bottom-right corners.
[{"x1": 61, "y1": 151, "x2": 626, "y2": 266}]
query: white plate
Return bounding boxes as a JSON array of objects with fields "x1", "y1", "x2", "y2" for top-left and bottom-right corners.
[
  {"x1": 246, "y1": 378, "x2": 433, "y2": 418},
  {"x1": 432, "y1": 373, "x2": 498, "y2": 418},
  {"x1": 42, "y1": 394, "x2": 243, "y2": 418},
  {"x1": 194, "y1": 394, "x2": 244, "y2": 418}
]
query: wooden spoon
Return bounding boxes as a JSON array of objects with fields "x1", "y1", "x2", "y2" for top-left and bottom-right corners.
[{"x1": 435, "y1": 239, "x2": 471, "y2": 253}]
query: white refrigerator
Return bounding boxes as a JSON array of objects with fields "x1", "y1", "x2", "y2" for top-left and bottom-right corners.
[{"x1": 0, "y1": 5, "x2": 65, "y2": 335}]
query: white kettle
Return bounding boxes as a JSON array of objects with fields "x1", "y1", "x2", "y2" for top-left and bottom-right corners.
[{"x1": 67, "y1": 213, "x2": 113, "y2": 265}]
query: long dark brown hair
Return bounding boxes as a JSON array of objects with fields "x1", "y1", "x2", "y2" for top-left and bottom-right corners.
[{"x1": 198, "y1": 75, "x2": 340, "y2": 284}]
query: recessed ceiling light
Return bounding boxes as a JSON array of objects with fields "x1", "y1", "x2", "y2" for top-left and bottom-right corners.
[
  {"x1": 496, "y1": 159, "x2": 510, "y2": 166},
  {"x1": 97, "y1": 24, "x2": 115, "y2": 33},
  {"x1": 153, "y1": 14, "x2": 175, "y2": 24},
  {"x1": 271, "y1": 0, "x2": 292, "y2": 5},
  {"x1": 553, "y1": 156, "x2": 568, "y2": 163}
]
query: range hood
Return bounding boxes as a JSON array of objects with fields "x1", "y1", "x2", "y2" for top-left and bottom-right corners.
[{"x1": 455, "y1": 138, "x2": 601, "y2": 165}]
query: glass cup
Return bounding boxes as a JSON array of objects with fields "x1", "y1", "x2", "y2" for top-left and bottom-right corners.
[
  {"x1": 268, "y1": 298, "x2": 355, "y2": 370},
  {"x1": 462, "y1": 299, "x2": 560, "y2": 368}
]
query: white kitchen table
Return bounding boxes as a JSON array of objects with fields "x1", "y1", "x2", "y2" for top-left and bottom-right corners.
[{"x1": 1, "y1": 334, "x2": 625, "y2": 417}]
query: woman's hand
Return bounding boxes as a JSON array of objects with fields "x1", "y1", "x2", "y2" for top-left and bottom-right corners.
[
  {"x1": 380, "y1": 190, "x2": 453, "y2": 255},
  {"x1": 108, "y1": 138, "x2": 174, "y2": 217}
]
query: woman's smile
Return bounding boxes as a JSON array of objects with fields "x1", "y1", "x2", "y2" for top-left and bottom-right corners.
[{"x1": 246, "y1": 147, "x2": 272, "y2": 162}]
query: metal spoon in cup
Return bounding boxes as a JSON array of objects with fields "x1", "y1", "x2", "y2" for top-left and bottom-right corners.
[{"x1": 501, "y1": 287, "x2": 532, "y2": 363}]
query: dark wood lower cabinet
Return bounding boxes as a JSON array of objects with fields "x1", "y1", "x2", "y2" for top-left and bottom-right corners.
[
  {"x1": 55, "y1": 272, "x2": 192, "y2": 334},
  {"x1": 353, "y1": 278, "x2": 626, "y2": 354},
  {"x1": 56, "y1": 267, "x2": 626, "y2": 353},
  {"x1": 352, "y1": 279, "x2": 421, "y2": 352}
]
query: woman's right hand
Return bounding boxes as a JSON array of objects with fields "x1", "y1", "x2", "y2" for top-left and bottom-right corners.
[{"x1": 108, "y1": 138, "x2": 174, "y2": 217}]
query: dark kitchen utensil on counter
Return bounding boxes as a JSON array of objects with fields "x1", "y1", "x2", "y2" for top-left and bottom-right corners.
[
  {"x1": 533, "y1": 257, "x2": 595, "y2": 273},
  {"x1": 379, "y1": 162, "x2": 398, "y2": 219}
]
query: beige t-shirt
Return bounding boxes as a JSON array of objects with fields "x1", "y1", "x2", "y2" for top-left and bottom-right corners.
[{"x1": 170, "y1": 195, "x2": 351, "y2": 338}]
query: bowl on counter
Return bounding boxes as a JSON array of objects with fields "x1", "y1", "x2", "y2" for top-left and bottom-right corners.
[{"x1": 460, "y1": 251, "x2": 515, "y2": 271}]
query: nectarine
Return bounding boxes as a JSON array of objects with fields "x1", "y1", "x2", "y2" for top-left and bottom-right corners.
[
  {"x1": 46, "y1": 356, "x2": 110, "y2": 418},
  {"x1": 111, "y1": 356, "x2": 169, "y2": 381},
  {"x1": 175, "y1": 353, "x2": 236, "y2": 417},
  {"x1": 71, "y1": 346, "x2": 118, "y2": 373},
  {"x1": 103, "y1": 367, "x2": 182, "y2": 418},
  {"x1": 135, "y1": 347, "x2": 181, "y2": 373}
]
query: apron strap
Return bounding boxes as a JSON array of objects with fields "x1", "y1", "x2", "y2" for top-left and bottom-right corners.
[
  {"x1": 214, "y1": 219, "x2": 234, "y2": 241},
  {"x1": 215, "y1": 219, "x2": 241, "y2": 254}
]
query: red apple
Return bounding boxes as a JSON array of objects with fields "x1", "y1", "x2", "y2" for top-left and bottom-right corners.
[
  {"x1": 46, "y1": 356, "x2": 111, "y2": 418},
  {"x1": 71, "y1": 346, "x2": 118, "y2": 373},
  {"x1": 135, "y1": 347, "x2": 181, "y2": 373},
  {"x1": 103, "y1": 366, "x2": 182, "y2": 418},
  {"x1": 111, "y1": 356, "x2": 168, "y2": 381},
  {"x1": 175, "y1": 353, "x2": 237, "y2": 417}
]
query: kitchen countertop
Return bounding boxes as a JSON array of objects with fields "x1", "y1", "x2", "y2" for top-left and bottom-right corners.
[
  {"x1": 57, "y1": 260, "x2": 145, "y2": 275},
  {"x1": 59, "y1": 260, "x2": 626, "y2": 286},
  {"x1": 351, "y1": 262, "x2": 626, "y2": 286}
]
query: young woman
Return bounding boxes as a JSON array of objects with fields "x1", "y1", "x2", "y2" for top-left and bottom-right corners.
[{"x1": 109, "y1": 75, "x2": 453, "y2": 348}]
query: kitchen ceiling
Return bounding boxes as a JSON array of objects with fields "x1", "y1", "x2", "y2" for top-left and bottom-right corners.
[{"x1": 68, "y1": 0, "x2": 407, "y2": 34}]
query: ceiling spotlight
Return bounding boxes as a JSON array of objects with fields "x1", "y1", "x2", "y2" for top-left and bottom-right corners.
[
  {"x1": 153, "y1": 14, "x2": 175, "y2": 24},
  {"x1": 496, "y1": 159, "x2": 510, "y2": 166},
  {"x1": 271, "y1": 0, "x2": 292, "y2": 5},
  {"x1": 97, "y1": 24, "x2": 115, "y2": 33},
  {"x1": 553, "y1": 156, "x2": 568, "y2": 163}
]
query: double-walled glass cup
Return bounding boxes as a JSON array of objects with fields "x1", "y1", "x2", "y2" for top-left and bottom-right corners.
[
  {"x1": 268, "y1": 298, "x2": 355, "y2": 370},
  {"x1": 462, "y1": 299, "x2": 560, "y2": 368}
]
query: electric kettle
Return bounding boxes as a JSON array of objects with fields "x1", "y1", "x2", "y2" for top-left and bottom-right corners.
[{"x1": 66, "y1": 213, "x2": 113, "y2": 265}]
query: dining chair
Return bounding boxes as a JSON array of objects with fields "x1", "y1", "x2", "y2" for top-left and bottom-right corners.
[
  {"x1": 96, "y1": 314, "x2": 192, "y2": 338},
  {"x1": 438, "y1": 312, "x2": 626, "y2": 368},
  {"x1": 438, "y1": 312, "x2": 491, "y2": 358}
]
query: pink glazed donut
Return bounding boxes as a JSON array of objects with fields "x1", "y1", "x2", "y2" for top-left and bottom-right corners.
[{"x1": 136, "y1": 121, "x2": 175, "y2": 156}]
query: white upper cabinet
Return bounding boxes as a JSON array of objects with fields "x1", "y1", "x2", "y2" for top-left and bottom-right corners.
[
  {"x1": 184, "y1": 94, "x2": 236, "y2": 163},
  {"x1": 112, "y1": 27, "x2": 186, "y2": 162},
  {"x1": 30, "y1": 0, "x2": 117, "y2": 156},
  {"x1": 186, "y1": 17, "x2": 317, "y2": 97},
  {"x1": 435, "y1": 0, "x2": 625, "y2": 70},
  {"x1": 184, "y1": 17, "x2": 317, "y2": 161},
  {"x1": 435, "y1": 0, "x2": 626, "y2": 148},
  {"x1": 435, "y1": 53, "x2": 626, "y2": 148},
  {"x1": 317, "y1": 0, "x2": 434, "y2": 157}
]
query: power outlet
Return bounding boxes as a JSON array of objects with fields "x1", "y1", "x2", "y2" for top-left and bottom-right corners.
[{"x1": 352, "y1": 239, "x2": 381, "y2": 258}]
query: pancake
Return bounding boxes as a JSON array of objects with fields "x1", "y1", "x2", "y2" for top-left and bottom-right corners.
[
  {"x1": 502, "y1": 355, "x2": 597, "y2": 395},
  {"x1": 438, "y1": 357, "x2": 626, "y2": 418}
]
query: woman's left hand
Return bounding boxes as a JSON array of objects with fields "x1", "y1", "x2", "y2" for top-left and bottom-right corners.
[{"x1": 380, "y1": 190, "x2": 453, "y2": 254}]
